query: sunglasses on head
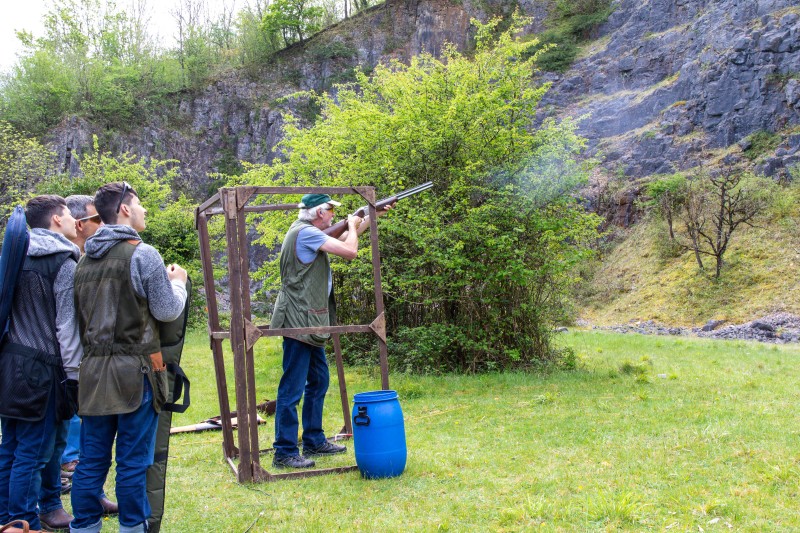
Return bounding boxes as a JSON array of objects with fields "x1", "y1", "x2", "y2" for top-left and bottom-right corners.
[
  {"x1": 77, "y1": 214, "x2": 101, "y2": 223},
  {"x1": 116, "y1": 182, "x2": 131, "y2": 214}
]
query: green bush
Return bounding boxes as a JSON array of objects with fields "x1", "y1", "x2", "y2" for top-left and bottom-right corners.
[
  {"x1": 743, "y1": 130, "x2": 781, "y2": 161},
  {"x1": 525, "y1": 0, "x2": 614, "y2": 73},
  {"x1": 241, "y1": 16, "x2": 602, "y2": 373}
]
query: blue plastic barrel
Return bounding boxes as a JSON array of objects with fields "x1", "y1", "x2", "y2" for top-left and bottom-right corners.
[{"x1": 352, "y1": 390, "x2": 406, "y2": 479}]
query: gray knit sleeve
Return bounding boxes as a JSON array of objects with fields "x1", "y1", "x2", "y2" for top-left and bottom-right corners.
[
  {"x1": 130, "y1": 243, "x2": 187, "y2": 322},
  {"x1": 54, "y1": 258, "x2": 83, "y2": 380}
]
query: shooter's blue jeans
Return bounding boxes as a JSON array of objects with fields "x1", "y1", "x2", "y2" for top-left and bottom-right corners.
[
  {"x1": 273, "y1": 337, "x2": 330, "y2": 457},
  {"x1": 0, "y1": 392, "x2": 58, "y2": 530},
  {"x1": 70, "y1": 377, "x2": 157, "y2": 533}
]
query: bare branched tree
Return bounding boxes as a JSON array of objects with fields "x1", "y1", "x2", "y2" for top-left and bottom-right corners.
[{"x1": 677, "y1": 169, "x2": 775, "y2": 278}]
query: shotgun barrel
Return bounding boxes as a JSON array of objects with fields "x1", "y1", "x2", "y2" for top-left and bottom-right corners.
[{"x1": 323, "y1": 181, "x2": 433, "y2": 238}]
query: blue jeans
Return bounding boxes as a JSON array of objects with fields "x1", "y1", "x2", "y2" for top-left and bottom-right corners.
[
  {"x1": 62, "y1": 414, "x2": 81, "y2": 463},
  {"x1": 273, "y1": 337, "x2": 330, "y2": 457},
  {"x1": 70, "y1": 377, "x2": 158, "y2": 533},
  {"x1": 0, "y1": 392, "x2": 58, "y2": 530},
  {"x1": 38, "y1": 418, "x2": 70, "y2": 514}
]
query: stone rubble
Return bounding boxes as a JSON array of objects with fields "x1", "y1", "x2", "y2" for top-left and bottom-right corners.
[{"x1": 591, "y1": 312, "x2": 800, "y2": 344}]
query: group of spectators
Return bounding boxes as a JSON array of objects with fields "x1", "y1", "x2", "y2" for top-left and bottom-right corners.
[{"x1": 0, "y1": 183, "x2": 188, "y2": 533}]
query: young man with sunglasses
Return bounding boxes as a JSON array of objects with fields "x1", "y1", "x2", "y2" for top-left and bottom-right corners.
[
  {"x1": 35, "y1": 196, "x2": 118, "y2": 532},
  {"x1": 69, "y1": 182, "x2": 187, "y2": 533}
]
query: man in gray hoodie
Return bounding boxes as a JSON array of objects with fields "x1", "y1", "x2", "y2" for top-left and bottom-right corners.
[
  {"x1": 38, "y1": 195, "x2": 118, "y2": 532},
  {"x1": 0, "y1": 194, "x2": 82, "y2": 533},
  {"x1": 70, "y1": 182, "x2": 186, "y2": 533}
]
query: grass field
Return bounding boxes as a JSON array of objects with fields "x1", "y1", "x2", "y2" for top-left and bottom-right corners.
[{"x1": 79, "y1": 330, "x2": 800, "y2": 532}]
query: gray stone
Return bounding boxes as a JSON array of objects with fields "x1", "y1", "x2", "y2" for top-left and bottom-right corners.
[
  {"x1": 701, "y1": 319, "x2": 726, "y2": 332},
  {"x1": 751, "y1": 321, "x2": 776, "y2": 332}
]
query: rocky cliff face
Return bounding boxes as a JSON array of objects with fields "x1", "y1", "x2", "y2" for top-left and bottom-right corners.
[
  {"x1": 545, "y1": 0, "x2": 800, "y2": 185},
  {"x1": 46, "y1": 0, "x2": 800, "y2": 208}
]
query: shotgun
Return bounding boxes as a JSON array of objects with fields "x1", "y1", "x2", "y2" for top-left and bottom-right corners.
[{"x1": 323, "y1": 181, "x2": 433, "y2": 239}]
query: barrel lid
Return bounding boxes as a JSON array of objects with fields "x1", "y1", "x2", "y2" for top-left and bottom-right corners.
[{"x1": 353, "y1": 390, "x2": 398, "y2": 403}]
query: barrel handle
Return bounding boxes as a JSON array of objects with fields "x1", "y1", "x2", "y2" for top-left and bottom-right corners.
[{"x1": 354, "y1": 405, "x2": 370, "y2": 426}]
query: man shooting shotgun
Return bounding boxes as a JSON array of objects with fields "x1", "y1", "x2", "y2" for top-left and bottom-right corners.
[
  {"x1": 323, "y1": 181, "x2": 434, "y2": 239},
  {"x1": 269, "y1": 182, "x2": 432, "y2": 468}
]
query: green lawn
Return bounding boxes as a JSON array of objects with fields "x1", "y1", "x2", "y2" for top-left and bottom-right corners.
[{"x1": 87, "y1": 330, "x2": 800, "y2": 531}]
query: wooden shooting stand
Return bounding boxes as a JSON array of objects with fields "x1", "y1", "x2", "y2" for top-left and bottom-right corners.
[{"x1": 195, "y1": 186, "x2": 390, "y2": 482}]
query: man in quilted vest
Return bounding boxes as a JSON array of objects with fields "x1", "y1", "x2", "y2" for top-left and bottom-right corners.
[
  {"x1": 70, "y1": 182, "x2": 187, "y2": 533},
  {"x1": 270, "y1": 193, "x2": 390, "y2": 469}
]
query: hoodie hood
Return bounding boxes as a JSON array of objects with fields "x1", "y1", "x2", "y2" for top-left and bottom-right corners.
[
  {"x1": 84, "y1": 225, "x2": 142, "y2": 259},
  {"x1": 29, "y1": 228, "x2": 80, "y2": 261}
]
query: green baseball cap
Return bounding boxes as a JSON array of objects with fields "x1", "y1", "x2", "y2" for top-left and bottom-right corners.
[{"x1": 299, "y1": 193, "x2": 341, "y2": 209}]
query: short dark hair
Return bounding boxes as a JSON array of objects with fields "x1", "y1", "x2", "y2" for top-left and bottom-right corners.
[
  {"x1": 65, "y1": 194, "x2": 95, "y2": 220},
  {"x1": 95, "y1": 182, "x2": 139, "y2": 224},
  {"x1": 26, "y1": 195, "x2": 68, "y2": 230}
]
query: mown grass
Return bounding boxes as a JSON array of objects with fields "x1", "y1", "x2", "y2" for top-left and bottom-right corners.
[{"x1": 71, "y1": 329, "x2": 800, "y2": 531}]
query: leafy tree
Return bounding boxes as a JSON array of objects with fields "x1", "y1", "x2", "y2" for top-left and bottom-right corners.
[
  {"x1": 1, "y1": 0, "x2": 182, "y2": 133},
  {"x1": 0, "y1": 121, "x2": 61, "y2": 224},
  {"x1": 261, "y1": 0, "x2": 324, "y2": 47},
  {"x1": 235, "y1": 15, "x2": 601, "y2": 372},
  {"x1": 645, "y1": 173, "x2": 687, "y2": 240}
]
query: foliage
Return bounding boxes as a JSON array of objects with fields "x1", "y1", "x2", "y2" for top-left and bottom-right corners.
[
  {"x1": 0, "y1": 0, "x2": 184, "y2": 134},
  {"x1": 0, "y1": 0, "x2": 391, "y2": 132},
  {"x1": 742, "y1": 130, "x2": 781, "y2": 161},
  {"x1": 261, "y1": 0, "x2": 324, "y2": 47},
  {"x1": 527, "y1": 0, "x2": 614, "y2": 72},
  {"x1": 0, "y1": 121, "x2": 60, "y2": 226},
  {"x1": 35, "y1": 138, "x2": 204, "y2": 326},
  {"x1": 643, "y1": 173, "x2": 688, "y2": 241},
  {"x1": 236, "y1": 16, "x2": 601, "y2": 372}
]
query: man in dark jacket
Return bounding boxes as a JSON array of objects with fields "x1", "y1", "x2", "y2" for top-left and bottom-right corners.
[
  {"x1": 69, "y1": 182, "x2": 186, "y2": 533},
  {"x1": 0, "y1": 195, "x2": 81, "y2": 532}
]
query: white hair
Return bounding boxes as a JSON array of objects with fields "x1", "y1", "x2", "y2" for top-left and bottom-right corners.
[{"x1": 298, "y1": 203, "x2": 332, "y2": 221}]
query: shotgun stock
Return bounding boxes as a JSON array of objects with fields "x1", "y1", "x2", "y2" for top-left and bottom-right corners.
[{"x1": 323, "y1": 182, "x2": 433, "y2": 239}]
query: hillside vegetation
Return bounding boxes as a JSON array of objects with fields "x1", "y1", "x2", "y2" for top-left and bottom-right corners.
[{"x1": 578, "y1": 178, "x2": 800, "y2": 327}]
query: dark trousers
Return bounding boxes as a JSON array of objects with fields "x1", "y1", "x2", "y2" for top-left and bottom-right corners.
[
  {"x1": 0, "y1": 392, "x2": 57, "y2": 530},
  {"x1": 38, "y1": 417, "x2": 69, "y2": 514},
  {"x1": 273, "y1": 337, "x2": 330, "y2": 457}
]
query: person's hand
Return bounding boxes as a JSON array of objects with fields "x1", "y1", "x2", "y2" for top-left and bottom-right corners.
[
  {"x1": 377, "y1": 201, "x2": 396, "y2": 218},
  {"x1": 167, "y1": 263, "x2": 188, "y2": 284},
  {"x1": 347, "y1": 214, "x2": 363, "y2": 229}
]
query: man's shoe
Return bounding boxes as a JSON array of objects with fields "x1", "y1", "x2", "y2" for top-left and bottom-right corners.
[
  {"x1": 59, "y1": 479, "x2": 71, "y2": 495},
  {"x1": 39, "y1": 508, "x2": 73, "y2": 531},
  {"x1": 272, "y1": 455, "x2": 315, "y2": 469},
  {"x1": 99, "y1": 496, "x2": 119, "y2": 516},
  {"x1": 304, "y1": 441, "x2": 346, "y2": 456},
  {"x1": 60, "y1": 470, "x2": 72, "y2": 480},
  {"x1": 60, "y1": 461, "x2": 78, "y2": 473}
]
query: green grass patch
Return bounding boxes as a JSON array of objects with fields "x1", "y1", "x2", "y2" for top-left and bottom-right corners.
[
  {"x1": 743, "y1": 130, "x2": 782, "y2": 161},
  {"x1": 59, "y1": 330, "x2": 800, "y2": 530}
]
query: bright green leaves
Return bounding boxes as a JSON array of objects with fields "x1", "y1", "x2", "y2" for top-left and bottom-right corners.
[{"x1": 238, "y1": 17, "x2": 602, "y2": 371}]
